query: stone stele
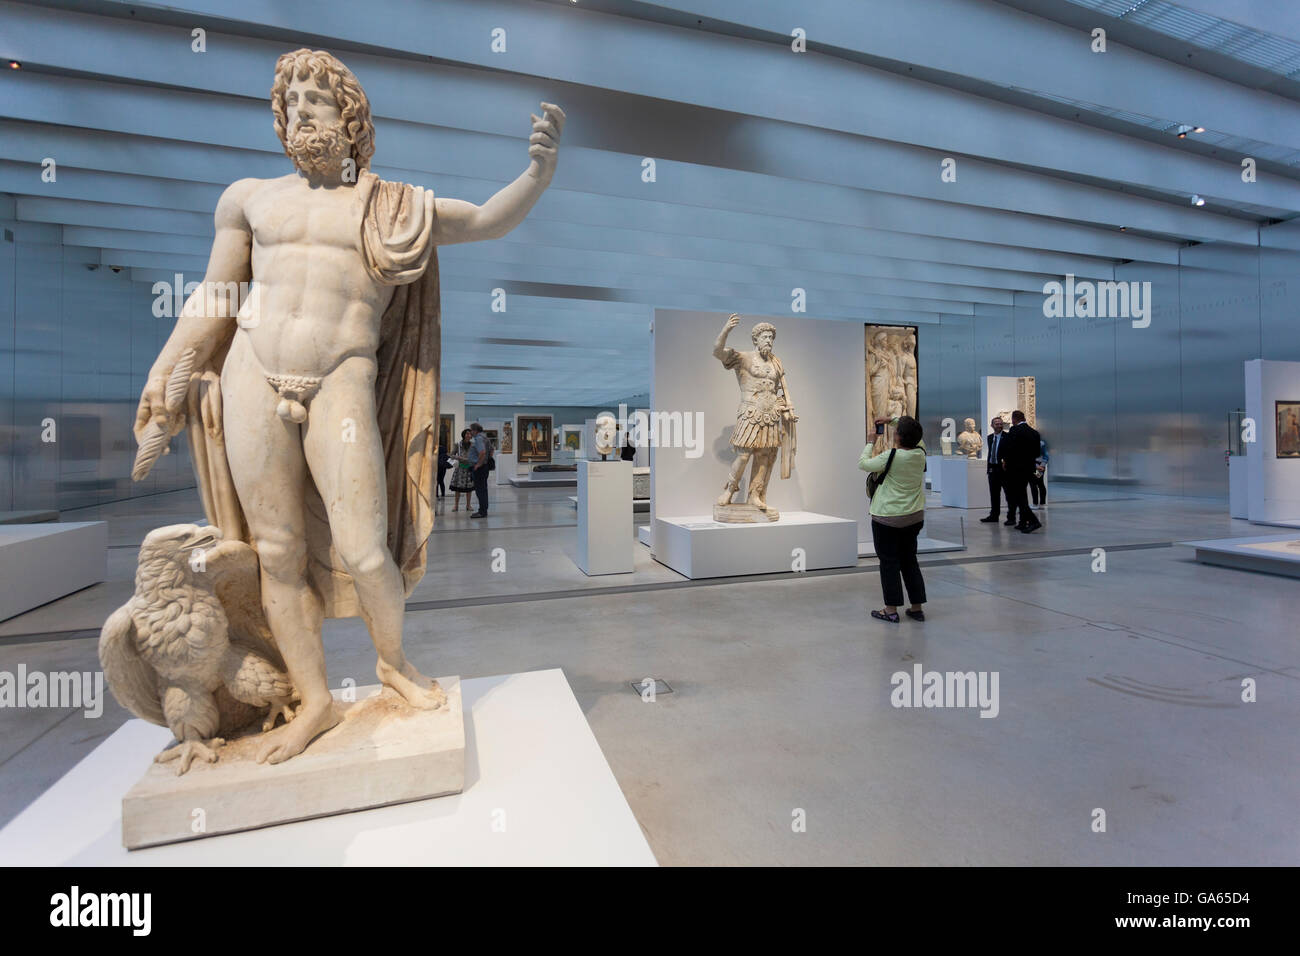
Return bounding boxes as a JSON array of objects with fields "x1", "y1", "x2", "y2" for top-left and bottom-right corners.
[{"x1": 122, "y1": 681, "x2": 464, "y2": 849}]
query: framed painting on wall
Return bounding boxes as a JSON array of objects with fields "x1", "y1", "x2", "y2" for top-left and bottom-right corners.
[
  {"x1": 1277, "y1": 401, "x2": 1300, "y2": 458},
  {"x1": 437, "y1": 413, "x2": 457, "y2": 453},
  {"x1": 501, "y1": 422, "x2": 513, "y2": 454},
  {"x1": 562, "y1": 425, "x2": 583, "y2": 453},
  {"x1": 517, "y1": 415, "x2": 553, "y2": 463}
]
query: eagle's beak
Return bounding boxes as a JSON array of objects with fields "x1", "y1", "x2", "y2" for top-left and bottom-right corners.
[{"x1": 182, "y1": 526, "x2": 222, "y2": 551}]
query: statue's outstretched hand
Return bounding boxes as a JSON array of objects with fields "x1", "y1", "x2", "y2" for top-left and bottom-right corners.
[
  {"x1": 528, "y1": 102, "x2": 565, "y2": 180},
  {"x1": 134, "y1": 377, "x2": 169, "y2": 445}
]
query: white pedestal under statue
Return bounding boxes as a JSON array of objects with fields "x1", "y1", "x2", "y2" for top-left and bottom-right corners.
[
  {"x1": 496, "y1": 452, "x2": 516, "y2": 486},
  {"x1": 940, "y1": 457, "x2": 988, "y2": 509},
  {"x1": 926, "y1": 455, "x2": 944, "y2": 492},
  {"x1": 576, "y1": 459, "x2": 633, "y2": 575}
]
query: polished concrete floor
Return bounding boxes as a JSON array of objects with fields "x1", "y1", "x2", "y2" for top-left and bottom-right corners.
[{"x1": 1, "y1": 483, "x2": 1296, "y2": 865}]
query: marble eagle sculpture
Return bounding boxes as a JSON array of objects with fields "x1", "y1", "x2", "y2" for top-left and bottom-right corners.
[{"x1": 99, "y1": 524, "x2": 299, "y2": 774}]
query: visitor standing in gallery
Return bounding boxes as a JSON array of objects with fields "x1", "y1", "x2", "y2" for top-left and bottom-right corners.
[
  {"x1": 1002, "y1": 411, "x2": 1042, "y2": 533},
  {"x1": 469, "y1": 422, "x2": 491, "y2": 518},
  {"x1": 449, "y1": 428, "x2": 476, "y2": 512},
  {"x1": 861, "y1": 415, "x2": 928, "y2": 623},
  {"x1": 1031, "y1": 437, "x2": 1049, "y2": 508},
  {"x1": 436, "y1": 443, "x2": 451, "y2": 500},
  {"x1": 980, "y1": 415, "x2": 1012, "y2": 524}
]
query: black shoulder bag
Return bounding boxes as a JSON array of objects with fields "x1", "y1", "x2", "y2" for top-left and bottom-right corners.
[{"x1": 867, "y1": 449, "x2": 896, "y2": 499}]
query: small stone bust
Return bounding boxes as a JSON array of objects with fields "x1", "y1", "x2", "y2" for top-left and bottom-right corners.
[
  {"x1": 956, "y1": 418, "x2": 983, "y2": 458},
  {"x1": 594, "y1": 412, "x2": 618, "y2": 458}
]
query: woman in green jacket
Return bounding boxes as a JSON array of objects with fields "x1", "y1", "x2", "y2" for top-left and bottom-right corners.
[{"x1": 859, "y1": 415, "x2": 928, "y2": 623}]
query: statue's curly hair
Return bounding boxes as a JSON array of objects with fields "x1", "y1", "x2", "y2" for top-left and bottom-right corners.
[
  {"x1": 270, "y1": 48, "x2": 375, "y2": 171},
  {"x1": 750, "y1": 321, "x2": 777, "y2": 344}
]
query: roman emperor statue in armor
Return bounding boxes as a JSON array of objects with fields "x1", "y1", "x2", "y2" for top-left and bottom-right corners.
[{"x1": 712, "y1": 314, "x2": 798, "y2": 522}]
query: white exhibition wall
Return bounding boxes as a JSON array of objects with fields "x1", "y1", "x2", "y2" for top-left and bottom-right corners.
[
  {"x1": 980, "y1": 376, "x2": 1020, "y2": 457},
  {"x1": 650, "y1": 309, "x2": 868, "y2": 546},
  {"x1": 1245, "y1": 359, "x2": 1300, "y2": 524},
  {"x1": 440, "y1": 390, "x2": 465, "y2": 446}
]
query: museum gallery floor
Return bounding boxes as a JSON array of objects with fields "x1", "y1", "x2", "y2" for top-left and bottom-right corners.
[{"x1": 1, "y1": 483, "x2": 1296, "y2": 866}]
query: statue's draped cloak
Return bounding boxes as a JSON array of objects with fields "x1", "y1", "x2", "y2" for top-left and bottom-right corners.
[{"x1": 186, "y1": 171, "x2": 439, "y2": 618}]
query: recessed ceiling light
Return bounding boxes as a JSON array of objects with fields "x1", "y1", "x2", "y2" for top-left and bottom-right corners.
[
  {"x1": 1193, "y1": 126, "x2": 1205, "y2": 133},
  {"x1": 7, "y1": 61, "x2": 20, "y2": 70},
  {"x1": 1191, "y1": 195, "x2": 1205, "y2": 206}
]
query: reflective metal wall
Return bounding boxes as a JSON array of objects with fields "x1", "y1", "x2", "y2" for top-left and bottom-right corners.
[
  {"x1": 0, "y1": 211, "x2": 194, "y2": 515},
  {"x1": 918, "y1": 237, "x2": 1300, "y2": 498},
  {"x1": 4, "y1": 210, "x2": 1300, "y2": 511}
]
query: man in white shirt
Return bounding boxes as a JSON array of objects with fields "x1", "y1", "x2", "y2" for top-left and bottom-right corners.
[{"x1": 980, "y1": 416, "x2": 1014, "y2": 524}]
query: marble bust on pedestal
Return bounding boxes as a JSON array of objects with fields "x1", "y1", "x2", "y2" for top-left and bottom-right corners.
[{"x1": 956, "y1": 418, "x2": 983, "y2": 458}]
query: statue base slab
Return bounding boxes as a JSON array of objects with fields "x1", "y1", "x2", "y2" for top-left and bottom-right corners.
[
  {"x1": 121, "y1": 678, "x2": 464, "y2": 850},
  {"x1": 713, "y1": 503, "x2": 780, "y2": 523}
]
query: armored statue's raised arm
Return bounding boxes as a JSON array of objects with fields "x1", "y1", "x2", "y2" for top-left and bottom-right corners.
[{"x1": 110, "y1": 48, "x2": 564, "y2": 772}]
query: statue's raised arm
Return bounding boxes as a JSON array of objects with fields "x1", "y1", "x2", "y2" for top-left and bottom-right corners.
[
  {"x1": 713, "y1": 312, "x2": 741, "y2": 364},
  {"x1": 433, "y1": 103, "x2": 565, "y2": 245}
]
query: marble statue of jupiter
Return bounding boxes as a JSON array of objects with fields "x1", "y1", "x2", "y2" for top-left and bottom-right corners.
[
  {"x1": 713, "y1": 313, "x2": 798, "y2": 519},
  {"x1": 132, "y1": 49, "x2": 564, "y2": 764}
]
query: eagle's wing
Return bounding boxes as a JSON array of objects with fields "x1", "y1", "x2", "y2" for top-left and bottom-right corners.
[
  {"x1": 98, "y1": 604, "x2": 166, "y2": 726},
  {"x1": 220, "y1": 645, "x2": 295, "y2": 707}
]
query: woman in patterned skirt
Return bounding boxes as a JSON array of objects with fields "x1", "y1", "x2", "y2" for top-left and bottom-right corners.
[{"x1": 449, "y1": 429, "x2": 475, "y2": 511}]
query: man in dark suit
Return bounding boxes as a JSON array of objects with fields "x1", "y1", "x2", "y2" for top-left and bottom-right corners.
[
  {"x1": 1001, "y1": 410, "x2": 1042, "y2": 533},
  {"x1": 979, "y1": 416, "x2": 1014, "y2": 524}
]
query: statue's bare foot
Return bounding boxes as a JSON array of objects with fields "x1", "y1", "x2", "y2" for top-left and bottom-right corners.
[
  {"x1": 255, "y1": 700, "x2": 339, "y2": 765},
  {"x1": 156, "y1": 737, "x2": 224, "y2": 775},
  {"x1": 751, "y1": 496, "x2": 767, "y2": 511},
  {"x1": 716, "y1": 490, "x2": 734, "y2": 507},
  {"x1": 377, "y1": 659, "x2": 447, "y2": 710}
]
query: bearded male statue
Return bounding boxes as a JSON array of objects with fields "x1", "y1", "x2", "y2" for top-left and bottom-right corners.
[
  {"x1": 712, "y1": 313, "x2": 797, "y2": 521},
  {"x1": 129, "y1": 49, "x2": 564, "y2": 765}
]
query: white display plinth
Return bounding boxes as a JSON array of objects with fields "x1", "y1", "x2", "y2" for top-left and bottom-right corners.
[
  {"x1": 1180, "y1": 534, "x2": 1300, "y2": 579},
  {"x1": 858, "y1": 534, "x2": 964, "y2": 558},
  {"x1": 653, "y1": 511, "x2": 857, "y2": 579},
  {"x1": 577, "y1": 460, "x2": 633, "y2": 575},
  {"x1": 0, "y1": 521, "x2": 107, "y2": 621},
  {"x1": 940, "y1": 458, "x2": 988, "y2": 509},
  {"x1": 926, "y1": 455, "x2": 945, "y2": 492},
  {"x1": 0, "y1": 669, "x2": 656, "y2": 866},
  {"x1": 495, "y1": 452, "x2": 516, "y2": 485},
  {"x1": 122, "y1": 680, "x2": 465, "y2": 849},
  {"x1": 1228, "y1": 455, "x2": 1248, "y2": 519}
]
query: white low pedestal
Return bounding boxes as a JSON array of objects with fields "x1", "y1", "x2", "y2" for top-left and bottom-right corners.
[
  {"x1": 577, "y1": 460, "x2": 633, "y2": 575},
  {"x1": 926, "y1": 455, "x2": 945, "y2": 492},
  {"x1": 495, "y1": 452, "x2": 516, "y2": 485},
  {"x1": 940, "y1": 457, "x2": 988, "y2": 509},
  {"x1": 0, "y1": 521, "x2": 107, "y2": 621},
  {"x1": 123, "y1": 681, "x2": 465, "y2": 849},
  {"x1": 858, "y1": 534, "x2": 964, "y2": 558},
  {"x1": 1179, "y1": 534, "x2": 1300, "y2": 579},
  {"x1": 653, "y1": 512, "x2": 857, "y2": 579},
  {"x1": 0, "y1": 669, "x2": 656, "y2": 866}
]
